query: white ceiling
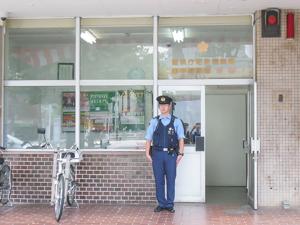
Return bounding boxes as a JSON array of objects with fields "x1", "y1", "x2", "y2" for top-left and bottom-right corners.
[{"x1": 0, "y1": 0, "x2": 300, "y2": 18}]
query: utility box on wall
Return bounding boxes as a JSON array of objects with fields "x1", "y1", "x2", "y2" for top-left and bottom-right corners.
[{"x1": 262, "y1": 9, "x2": 281, "y2": 37}]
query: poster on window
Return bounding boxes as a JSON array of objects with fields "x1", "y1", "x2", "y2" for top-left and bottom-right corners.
[
  {"x1": 62, "y1": 112, "x2": 75, "y2": 132},
  {"x1": 88, "y1": 92, "x2": 115, "y2": 112},
  {"x1": 62, "y1": 92, "x2": 76, "y2": 132},
  {"x1": 62, "y1": 92, "x2": 75, "y2": 111},
  {"x1": 62, "y1": 91, "x2": 116, "y2": 132},
  {"x1": 118, "y1": 90, "x2": 145, "y2": 131}
]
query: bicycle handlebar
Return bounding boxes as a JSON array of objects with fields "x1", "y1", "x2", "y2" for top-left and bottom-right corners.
[{"x1": 55, "y1": 144, "x2": 81, "y2": 155}]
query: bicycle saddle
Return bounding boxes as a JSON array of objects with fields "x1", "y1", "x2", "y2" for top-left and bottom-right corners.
[{"x1": 0, "y1": 158, "x2": 4, "y2": 164}]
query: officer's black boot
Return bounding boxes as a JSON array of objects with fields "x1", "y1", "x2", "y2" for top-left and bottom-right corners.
[
  {"x1": 166, "y1": 207, "x2": 175, "y2": 213},
  {"x1": 154, "y1": 206, "x2": 164, "y2": 212}
]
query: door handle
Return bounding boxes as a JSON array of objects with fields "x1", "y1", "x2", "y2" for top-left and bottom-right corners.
[
  {"x1": 195, "y1": 136, "x2": 204, "y2": 151},
  {"x1": 242, "y1": 139, "x2": 249, "y2": 150}
]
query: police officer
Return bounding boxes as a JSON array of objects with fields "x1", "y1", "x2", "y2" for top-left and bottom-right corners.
[{"x1": 145, "y1": 95, "x2": 185, "y2": 213}]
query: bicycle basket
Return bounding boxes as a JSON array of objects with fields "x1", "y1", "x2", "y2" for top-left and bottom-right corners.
[{"x1": 61, "y1": 152, "x2": 75, "y2": 159}]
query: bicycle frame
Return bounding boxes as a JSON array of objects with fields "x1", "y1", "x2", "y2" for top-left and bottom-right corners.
[
  {"x1": 51, "y1": 145, "x2": 81, "y2": 205},
  {"x1": 51, "y1": 145, "x2": 82, "y2": 221}
]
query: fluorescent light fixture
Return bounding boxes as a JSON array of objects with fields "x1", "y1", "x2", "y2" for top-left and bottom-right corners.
[
  {"x1": 80, "y1": 31, "x2": 96, "y2": 44},
  {"x1": 172, "y1": 29, "x2": 184, "y2": 43}
]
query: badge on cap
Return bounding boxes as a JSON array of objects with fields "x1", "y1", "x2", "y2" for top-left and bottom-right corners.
[{"x1": 156, "y1": 95, "x2": 172, "y2": 104}]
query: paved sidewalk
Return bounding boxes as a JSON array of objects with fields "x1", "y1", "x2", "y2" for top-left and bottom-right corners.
[{"x1": 1, "y1": 203, "x2": 300, "y2": 225}]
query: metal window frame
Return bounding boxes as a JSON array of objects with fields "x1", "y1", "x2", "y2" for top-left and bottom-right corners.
[{"x1": 1, "y1": 15, "x2": 255, "y2": 151}]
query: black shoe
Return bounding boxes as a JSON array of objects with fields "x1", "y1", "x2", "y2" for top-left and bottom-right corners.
[
  {"x1": 154, "y1": 206, "x2": 164, "y2": 212},
  {"x1": 166, "y1": 207, "x2": 175, "y2": 213}
]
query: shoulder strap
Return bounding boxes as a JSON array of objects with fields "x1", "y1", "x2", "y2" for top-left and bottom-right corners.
[
  {"x1": 154, "y1": 115, "x2": 160, "y2": 133},
  {"x1": 170, "y1": 115, "x2": 177, "y2": 124}
]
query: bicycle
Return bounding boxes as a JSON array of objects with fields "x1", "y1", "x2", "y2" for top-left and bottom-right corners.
[
  {"x1": 22, "y1": 128, "x2": 54, "y2": 149},
  {"x1": 51, "y1": 144, "x2": 82, "y2": 222},
  {"x1": 0, "y1": 146, "x2": 12, "y2": 206}
]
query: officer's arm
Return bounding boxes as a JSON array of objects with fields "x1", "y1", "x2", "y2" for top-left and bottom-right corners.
[
  {"x1": 175, "y1": 119, "x2": 185, "y2": 139},
  {"x1": 145, "y1": 140, "x2": 151, "y2": 156},
  {"x1": 145, "y1": 119, "x2": 156, "y2": 158},
  {"x1": 175, "y1": 119, "x2": 185, "y2": 154},
  {"x1": 178, "y1": 138, "x2": 184, "y2": 154}
]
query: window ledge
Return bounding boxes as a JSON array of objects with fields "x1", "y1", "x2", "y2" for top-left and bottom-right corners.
[{"x1": 2, "y1": 148, "x2": 145, "y2": 154}]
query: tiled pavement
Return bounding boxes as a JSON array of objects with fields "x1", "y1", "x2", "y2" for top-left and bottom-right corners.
[{"x1": 1, "y1": 203, "x2": 300, "y2": 225}]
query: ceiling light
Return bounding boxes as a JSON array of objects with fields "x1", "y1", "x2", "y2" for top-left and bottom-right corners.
[
  {"x1": 172, "y1": 29, "x2": 185, "y2": 43},
  {"x1": 80, "y1": 31, "x2": 96, "y2": 44}
]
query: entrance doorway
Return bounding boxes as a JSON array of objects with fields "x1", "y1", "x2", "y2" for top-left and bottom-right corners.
[
  {"x1": 206, "y1": 85, "x2": 248, "y2": 205},
  {"x1": 158, "y1": 82, "x2": 258, "y2": 209}
]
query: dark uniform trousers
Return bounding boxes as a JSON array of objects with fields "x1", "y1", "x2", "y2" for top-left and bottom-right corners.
[
  {"x1": 152, "y1": 150, "x2": 177, "y2": 208},
  {"x1": 152, "y1": 117, "x2": 178, "y2": 208}
]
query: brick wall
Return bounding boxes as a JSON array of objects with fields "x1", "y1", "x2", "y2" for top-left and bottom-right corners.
[
  {"x1": 256, "y1": 9, "x2": 300, "y2": 206},
  {"x1": 0, "y1": 151, "x2": 156, "y2": 204}
]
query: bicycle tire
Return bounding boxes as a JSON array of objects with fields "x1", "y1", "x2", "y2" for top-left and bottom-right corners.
[
  {"x1": 54, "y1": 174, "x2": 65, "y2": 222},
  {"x1": 67, "y1": 164, "x2": 76, "y2": 206},
  {"x1": 0, "y1": 165, "x2": 12, "y2": 205}
]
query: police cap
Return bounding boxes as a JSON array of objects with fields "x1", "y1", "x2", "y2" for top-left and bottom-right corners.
[{"x1": 156, "y1": 95, "x2": 173, "y2": 104}]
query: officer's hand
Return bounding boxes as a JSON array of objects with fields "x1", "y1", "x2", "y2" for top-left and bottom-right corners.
[
  {"x1": 176, "y1": 155, "x2": 183, "y2": 165},
  {"x1": 146, "y1": 153, "x2": 152, "y2": 163}
]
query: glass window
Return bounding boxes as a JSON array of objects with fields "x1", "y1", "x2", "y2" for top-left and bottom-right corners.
[
  {"x1": 158, "y1": 25, "x2": 253, "y2": 79},
  {"x1": 80, "y1": 27, "x2": 153, "y2": 79},
  {"x1": 4, "y1": 86, "x2": 75, "y2": 149},
  {"x1": 0, "y1": 27, "x2": 2, "y2": 140},
  {"x1": 161, "y1": 89, "x2": 203, "y2": 147},
  {"x1": 5, "y1": 23, "x2": 75, "y2": 80},
  {"x1": 76, "y1": 86, "x2": 153, "y2": 149}
]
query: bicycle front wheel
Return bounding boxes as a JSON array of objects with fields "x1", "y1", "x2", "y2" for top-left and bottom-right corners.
[
  {"x1": 54, "y1": 174, "x2": 65, "y2": 222},
  {"x1": 67, "y1": 164, "x2": 76, "y2": 206},
  {"x1": 0, "y1": 165, "x2": 12, "y2": 205}
]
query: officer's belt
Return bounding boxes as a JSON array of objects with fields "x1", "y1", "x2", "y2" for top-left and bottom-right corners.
[{"x1": 153, "y1": 147, "x2": 176, "y2": 152}]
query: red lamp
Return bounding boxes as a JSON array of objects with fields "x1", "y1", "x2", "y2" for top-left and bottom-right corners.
[
  {"x1": 286, "y1": 12, "x2": 295, "y2": 39},
  {"x1": 268, "y1": 15, "x2": 277, "y2": 25},
  {"x1": 262, "y1": 9, "x2": 281, "y2": 37}
]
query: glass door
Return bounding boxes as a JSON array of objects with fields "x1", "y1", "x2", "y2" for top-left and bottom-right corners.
[
  {"x1": 247, "y1": 82, "x2": 259, "y2": 209},
  {"x1": 158, "y1": 86, "x2": 205, "y2": 202}
]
